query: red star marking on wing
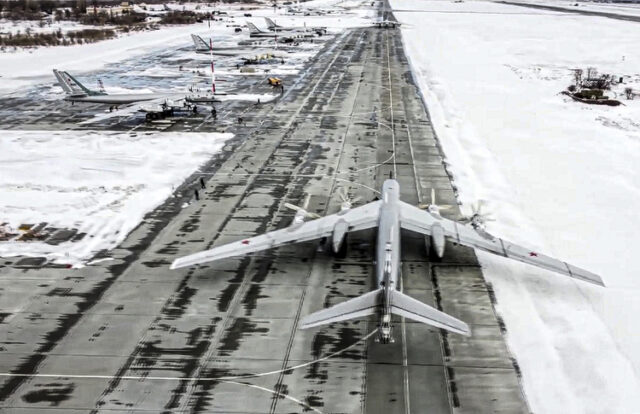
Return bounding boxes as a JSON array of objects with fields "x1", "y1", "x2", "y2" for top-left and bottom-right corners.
[
  {"x1": 529, "y1": 252, "x2": 538, "y2": 257},
  {"x1": 241, "y1": 240, "x2": 250, "y2": 245}
]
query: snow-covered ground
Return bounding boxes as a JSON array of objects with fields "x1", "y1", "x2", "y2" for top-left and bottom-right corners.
[
  {"x1": 0, "y1": 2, "x2": 373, "y2": 94},
  {"x1": 0, "y1": 0, "x2": 375, "y2": 266},
  {"x1": 503, "y1": 0, "x2": 640, "y2": 18},
  {"x1": 0, "y1": 130, "x2": 231, "y2": 265},
  {"x1": 391, "y1": 0, "x2": 640, "y2": 412}
]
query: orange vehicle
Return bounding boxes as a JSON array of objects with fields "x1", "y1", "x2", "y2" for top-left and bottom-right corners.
[{"x1": 267, "y1": 77, "x2": 282, "y2": 87}]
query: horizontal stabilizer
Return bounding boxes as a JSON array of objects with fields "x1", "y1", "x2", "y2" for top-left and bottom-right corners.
[
  {"x1": 390, "y1": 290, "x2": 470, "y2": 336},
  {"x1": 299, "y1": 289, "x2": 381, "y2": 329},
  {"x1": 300, "y1": 289, "x2": 470, "y2": 336}
]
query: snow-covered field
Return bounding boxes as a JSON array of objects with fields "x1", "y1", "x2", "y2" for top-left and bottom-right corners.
[
  {"x1": 0, "y1": 18, "x2": 109, "y2": 36},
  {"x1": 504, "y1": 0, "x2": 640, "y2": 18},
  {"x1": 0, "y1": 130, "x2": 231, "y2": 265},
  {"x1": 0, "y1": 1, "x2": 373, "y2": 94},
  {"x1": 391, "y1": 0, "x2": 640, "y2": 412}
]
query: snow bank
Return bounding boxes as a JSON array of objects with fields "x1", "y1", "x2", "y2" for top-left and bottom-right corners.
[
  {"x1": 0, "y1": 130, "x2": 232, "y2": 265},
  {"x1": 391, "y1": 0, "x2": 640, "y2": 412}
]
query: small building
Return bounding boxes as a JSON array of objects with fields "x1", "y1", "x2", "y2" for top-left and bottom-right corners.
[{"x1": 93, "y1": 2, "x2": 132, "y2": 16}]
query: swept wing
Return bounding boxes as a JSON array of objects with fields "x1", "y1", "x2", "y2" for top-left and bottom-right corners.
[
  {"x1": 171, "y1": 201, "x2": 382, "y2": 269},
  {"x1": 398, "y1": 201, "x2": 604, "y2": 286}
]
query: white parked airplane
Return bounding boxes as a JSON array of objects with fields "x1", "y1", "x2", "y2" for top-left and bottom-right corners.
[
  {"x1": 191, "y1": 34, "x2": 284, "y2": 65},
  {"x1": 373, "y1": 19, "x2": 402, "y2": 28},
  {"x1": 191, "y1": 34, "x2": 267, "y2": 57},
  {"x1": 171, "y1": 179, "x2": 604, "y2": 343},
  {"x1": 53, "y1": 69, "x2": 219, "y2": 120},
  {"x1": 264, "y1": 17, "x2": 327, "y2": 35},
  {"x1": 245, "y1": 22, "x2": 312, "y2": 41}
]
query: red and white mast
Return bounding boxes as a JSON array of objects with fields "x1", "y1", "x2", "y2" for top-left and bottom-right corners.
[{"x1": 209, "y1": 38, "x2": 216, "y2": 95}]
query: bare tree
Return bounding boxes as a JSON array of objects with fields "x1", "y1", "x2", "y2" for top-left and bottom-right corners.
[
  {"x1": 625, "y1": 87, "x2": 634, "y2": 100},
  {"x1": 573, "y1": 68, "x2": 583, "y2": 87}
]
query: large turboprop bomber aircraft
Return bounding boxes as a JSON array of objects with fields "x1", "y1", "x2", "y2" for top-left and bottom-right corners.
[
  {"x1": 53, "y1": 69, "x2": 221, "y2": 120},
  {"x1": 53, "y1": 69, "x2": 187, "y2": 105},
  {"x1": 171, "y1": 179, "x2": 604, "y2": 344},
  {"x1": 245, "y1": 22, "x2": 313, "y2": 40},
  {"x1": 264, "y1": 17, "x2": 327, "y2": 35},
  {"x1": 191, "y1": 34, "x2": 269, "y2": 57}
]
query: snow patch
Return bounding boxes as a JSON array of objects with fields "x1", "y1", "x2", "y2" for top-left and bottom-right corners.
[{"x1": 0, "y1": 130, "x2": 232, "y2": 265}]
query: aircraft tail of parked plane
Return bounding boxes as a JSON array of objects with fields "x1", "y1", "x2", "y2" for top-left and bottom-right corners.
[
  {"x1": 53, "y1": 69, "x2": 105, "y2": 98},
  {"x1": 300, "y1": 288, "x2": 469, "y2": 336},
  {"x1": 52, "y1": 69, "x2": 225, "y2": 123},
  {"x1": 264, "y1": 17, "x2": 278, "y2": 29},
  {"x1": 246, "y1": 21, "x2": 265, "y2": 34},
  {"x1": 191, "y1": 34, "x2": 210, "y2": 51}
]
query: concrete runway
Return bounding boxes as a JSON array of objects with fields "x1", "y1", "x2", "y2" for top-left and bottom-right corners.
[{"x1": 0, "y1": 25, "x2": 529, "y2": 413}]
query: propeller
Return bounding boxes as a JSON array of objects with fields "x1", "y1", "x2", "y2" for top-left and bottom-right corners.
[
  {"x1": 284, "y1": 193, "x2": 321, "y2": 221},
  {"x1": 338, "y1": 187, "x2": 362, "y2": 212},
  {"x1": 461, "y1": 200, "x2": 495, "y2": 230},
  {"x1": 418, "y1": 188, "x2": 451, "y2": 215}
]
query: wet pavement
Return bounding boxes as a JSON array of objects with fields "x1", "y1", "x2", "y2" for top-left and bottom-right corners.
[{"x1": 0, "y1": 23, "x2": 529, "y2": 414}]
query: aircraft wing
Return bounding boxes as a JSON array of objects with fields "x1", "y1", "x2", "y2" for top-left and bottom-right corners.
[
  {"x1": 398, "y1": 201, "x2": 604, "y2": 286},
  {"x1": 171, "y1": 200, "x2": 382, "y2": 269}
]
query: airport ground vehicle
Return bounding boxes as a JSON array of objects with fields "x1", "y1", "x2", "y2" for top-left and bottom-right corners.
[{"x1": 267, "y1": 77, "x2": 282, "y2": 87}]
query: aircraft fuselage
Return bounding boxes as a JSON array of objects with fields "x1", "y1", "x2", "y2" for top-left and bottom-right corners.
[
  {"x1": 375, "y1": 179, "x2": 402, "y2": 343},
  {"x1": 65, "y1": 93, "x2": 172, "y2": 105}
]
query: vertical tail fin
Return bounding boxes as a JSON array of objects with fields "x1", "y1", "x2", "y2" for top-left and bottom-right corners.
[
  {"x1": 191, "y1": 34, "x2": 210, "y2": 51},
  {"x1": 246, "y1": 21, "x2": 262, "y2": 33},
  {"x1": 53, "y1": 69, "x2": 94, "y2": 97},
  {"x1": 53, "y1": 69, "x2": 73, "y2": 95},
  {"x1": 264, "y1": 17, "x2": 277, "y2": 29}
]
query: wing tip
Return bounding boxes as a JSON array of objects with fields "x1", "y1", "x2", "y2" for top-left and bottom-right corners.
[{"x1": 458, "y1": 324, "x2": 472, "y2": 337}]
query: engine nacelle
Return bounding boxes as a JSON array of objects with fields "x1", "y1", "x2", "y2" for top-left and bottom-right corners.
[
  {"x1": 431, "y1": 223, "x2": 446, "y2": 258},
  {"x1": 288, "y1": 210, "x2": 306, "y2": 229},
  {"x1": 332, "y1": 219, "x2": 349, "y2": 253}
]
